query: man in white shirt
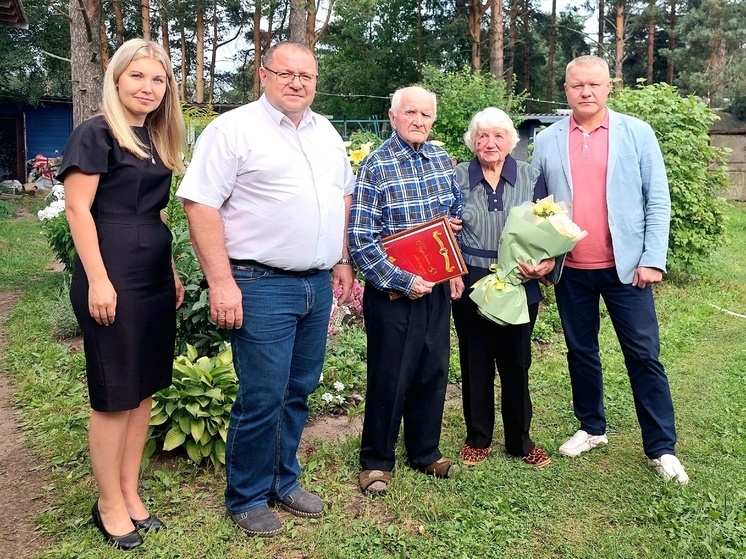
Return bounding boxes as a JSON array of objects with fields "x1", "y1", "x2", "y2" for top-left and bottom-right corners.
[{"x1": 177, "y1": 41, "x2": 355, "y2": 536}]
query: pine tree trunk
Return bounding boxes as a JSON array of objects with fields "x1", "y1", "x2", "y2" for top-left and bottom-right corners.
[
  {"x1": 142, "y1": 0, "x2": 151, "y2": 40},
  {"x1": 196, "y1": 7, "x2": 204, "y2": 103},
  {"x1": 112, "y1": 0, "x2": 124, "y2": 47},
  {"x1": 522, "y1": 0, "x2": 530, "y2": 90},
  {"x1": 209, "y1": 2, "x2": 218, "y2": 104},
  {"x1": 507, "y1": 0, "x2": 518, "y2": 91},
  {"x1": 489, "y1": 0, "x2": 504, "y2": 79},
  {"x1": 468, "y1": 0, "x2": 483, "y2": 72},
  {"x1": 253, "y1": 6, "x2": 261, "y2": 101},
  {"x1": 646, "y1": 15, "x2": 655, "y2": 83},
  {"x1": 160, "y1": 1, "x2": 170, "y2": 60},
  {"x1": 614, "y1": 3, "x2": 624, "y2": 83},
  {"x1": 289, "y1": 0, "x2": 306, "y2": 44},
  {"x1": 179, "y1": 10, "x2": 188, "y2": 100},
  {"x1": 666, "y1": 0, "x2": 676, "y2": 84},
  {"x1": 547, "y1": 0, "x2": 557, "y2": 105},
  {"x1": 597, "y1": 0, "x2": 605, "y2": 56},
  {"x1": 69, "y1": 0, "x2": 104, "y2": 127}
]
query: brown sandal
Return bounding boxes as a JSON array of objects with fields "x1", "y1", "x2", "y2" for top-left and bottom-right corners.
[
  {"x1": 423, "y1": 457, "x2": 456, "y2": 478},
  {"x1": 359, "y1": 469, "x2": 391, "y2": 496}
]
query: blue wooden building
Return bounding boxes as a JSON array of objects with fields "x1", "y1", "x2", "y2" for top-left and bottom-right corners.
[{"x1": 0, "y1": 96, "x2": 73, "y2": 182}]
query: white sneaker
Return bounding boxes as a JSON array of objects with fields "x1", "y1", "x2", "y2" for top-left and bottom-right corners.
[
  {"x1": 558, "y1": 429, "x2": 609, "y2": 457},
  {"x1": 648, "y1": 454, "x2": 689, "y2": 485}
]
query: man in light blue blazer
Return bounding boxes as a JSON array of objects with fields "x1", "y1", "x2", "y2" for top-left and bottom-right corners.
[{"x1": 532, "y1": 55, "x2": 688, "y2": 484}]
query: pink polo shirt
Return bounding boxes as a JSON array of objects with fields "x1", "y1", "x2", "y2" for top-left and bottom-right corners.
[{"x1": 566, "y1": 112, "x2": 615, "y2": 269}]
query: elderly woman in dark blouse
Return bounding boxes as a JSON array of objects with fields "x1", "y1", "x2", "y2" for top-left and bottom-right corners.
[{"x1": 451, "y1": 107, "x2": 554, "y2": 468}]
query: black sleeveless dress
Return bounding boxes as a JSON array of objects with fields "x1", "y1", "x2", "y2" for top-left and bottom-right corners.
[{"x1": 58, "y1": 116, "x2": 175, "y2": 412}]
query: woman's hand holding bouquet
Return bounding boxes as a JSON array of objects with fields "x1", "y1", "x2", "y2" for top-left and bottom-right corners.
[{"x1": 469, "y1": 195, "x2": 587, "y2": 325}]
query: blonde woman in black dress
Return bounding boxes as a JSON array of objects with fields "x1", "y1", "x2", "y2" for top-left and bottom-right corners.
[{"x1": 58, "y1": 39, "x2": 185, "y2": 550}]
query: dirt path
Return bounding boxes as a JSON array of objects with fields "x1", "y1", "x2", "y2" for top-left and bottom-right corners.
[{"x1": 0, "y1": 292, "x2": 50, "y2": 557}]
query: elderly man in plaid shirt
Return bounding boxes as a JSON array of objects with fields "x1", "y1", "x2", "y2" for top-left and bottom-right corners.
[{"x1": 349, "y1": 86, "x2": 464, "y2": 496}]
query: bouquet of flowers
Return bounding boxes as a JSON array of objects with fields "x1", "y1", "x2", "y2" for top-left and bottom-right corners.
[{"x1": 469, "y1": 195, "x2": 588, "y2": 325}]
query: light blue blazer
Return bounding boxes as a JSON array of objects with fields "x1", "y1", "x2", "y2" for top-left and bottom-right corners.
[{"x1": 531, "y1": 108, "x2": 671, "y2": 285}]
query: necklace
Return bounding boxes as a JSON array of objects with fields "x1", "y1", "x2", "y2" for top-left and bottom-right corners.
[{"x1": 146, "y1": 129, "x2": 156, "y2": 164}]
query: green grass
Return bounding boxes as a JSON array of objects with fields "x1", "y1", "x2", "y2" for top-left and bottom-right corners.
[
  {"x1": 1, "y1": 200, "x2": 745, "y2": 558},
  {"x1": 0, "y1": 197, "x2": 54, "y2": 290}
]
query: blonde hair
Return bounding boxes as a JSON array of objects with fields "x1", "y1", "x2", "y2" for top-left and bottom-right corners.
[
  {"x1": 565, "y1": 55, "x2": 610, "y2": 82},
  {"x1": 101, "y1": 39, "x2": 185, "y2": 172},
  {"x1": 463, "y1": 107, "x2": 519, "y2": 153}
]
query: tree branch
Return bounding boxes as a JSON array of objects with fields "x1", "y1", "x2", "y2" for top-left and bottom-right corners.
[{"x1": 40, "y1": 49, "x2": 71, "y2": 63}]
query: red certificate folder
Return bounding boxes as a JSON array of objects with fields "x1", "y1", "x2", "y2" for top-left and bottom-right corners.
[{"x1": 382, "y1": 216, "x2": 468, "y2": 291}]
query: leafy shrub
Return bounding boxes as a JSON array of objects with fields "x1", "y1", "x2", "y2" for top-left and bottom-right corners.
[
  {"x1": 150, "y1": 319, "x2": 370, "y2": 467},
  {"x1": 148, "y1": 344, "x2": 236, "y2": 468},
  {"x1": 608, "y1": 82, "x2": 728, "y2": 268},
  {"x1": 166, "y1": 106, "x2": 227, "y2": 357},
  {"x1": 37, "y1": 185, "x2": 76, "y2": 270},
  {"x1": 169, "y1": 208, "x2": 228, "y2": 356},
  {"x1": 422, "y1": 66, "x2": 527, "y2": 163}
]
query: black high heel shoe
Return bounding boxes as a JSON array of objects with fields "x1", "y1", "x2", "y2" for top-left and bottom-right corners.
[
  {"x1": 91, "y1": 500, "x2": 143, "y2": 550},
  {"x1": 131, "y1": 515, "x2": 165, "y2": 533}
]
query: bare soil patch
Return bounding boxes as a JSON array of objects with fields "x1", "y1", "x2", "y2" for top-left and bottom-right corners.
[{"x1": 0, "y1": 291, "x2": 51, "y2": 557}]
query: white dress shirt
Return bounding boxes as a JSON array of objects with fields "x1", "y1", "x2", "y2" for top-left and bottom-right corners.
[{"x1": 177, "y1": 95, "x2": 355, "y2": 271}]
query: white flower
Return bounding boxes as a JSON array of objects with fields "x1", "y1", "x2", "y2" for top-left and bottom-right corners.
[
  {"x1": 334, "y1": 394, "x2": 345, "y2": 404},
  {"x1": 321, "y1": 392, "x2": 333, "y2": 403},
  {"x1": 319, "y1": 373, "x2": 324, "y2": 383},
  {"x1": 333, "y1": 381, "x2": 345, "y2": 392},
  {"x1": 37, "y1": 198, "x2": 66, "y2": 221},
  {"x1": 51, "y1": 184, "x2": 65, "y2": 199}
]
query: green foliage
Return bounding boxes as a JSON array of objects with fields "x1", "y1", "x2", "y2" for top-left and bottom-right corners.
[
  {"x1": 422, "y1": 66, "x2": 527, "y2": 162},
  {"x1": 311, "y1": 325, "x2": 368, "y2": 417},
  {"x1": 168, "y1": 106, "x2": 227, "y2": 356},
  {"x1": 0, "y1": 200, "x2": 13, "y2": 218},
  {"x1": 170, "y1": 210, "x2": 228, "y2": 356},
  {"x1": 609, "y1": 82, "x2": 729, "y2": 268},
  {"x1": 40, "y1": 213, "x2": 75, "y2": 271},
  {"x1": 347, "y1": 130, "x2": 384, "y2": 151},
  {"x1": 0, "y1": 0, "x2": 71, "y2": 103},
  {"x1": 148, "y1": 345, "x2": 237, "y2": 469}
]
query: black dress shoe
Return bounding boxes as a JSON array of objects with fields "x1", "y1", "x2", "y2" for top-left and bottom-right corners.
[
  {"x1": 91, "y1": 500, "x2": 143, "y2": 550},
  {"x1": 131, "y1": 514, "x2": 165, "y2": 532}
]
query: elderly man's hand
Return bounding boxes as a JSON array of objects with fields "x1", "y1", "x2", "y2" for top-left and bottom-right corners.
[
  {"x1": 450, "y1": 276, "x2": 465, "y2": 300},
  {"x1": 408, "y1": 276, "x2": 435, "y2": 299},
  {"x1": 448, "y1": 216, "x2": 463, "y2": 232}
]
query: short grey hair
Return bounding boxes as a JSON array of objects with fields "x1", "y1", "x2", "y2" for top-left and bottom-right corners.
[
  {"x1": 262, "y1": 40, "x2": 317, "y2": 70},
  {"x1": 565, "y1": 55, "x2": 610, "y2": 82},
  {"x1": 390, "y1": 86, "x2": 437, "y2": 119},
  {"x1": 463, "y1": 107, "x2": 519, "y2": 153}
]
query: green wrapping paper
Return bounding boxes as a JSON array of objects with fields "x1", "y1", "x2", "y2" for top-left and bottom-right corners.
[{"x1": 469, "y1": 197, "x2": 587, "y2": 325}]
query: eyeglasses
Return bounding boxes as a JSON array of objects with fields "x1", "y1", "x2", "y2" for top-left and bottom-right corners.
[{"x1": 263, "y1": 67, "x2": 318, "y2": 85}]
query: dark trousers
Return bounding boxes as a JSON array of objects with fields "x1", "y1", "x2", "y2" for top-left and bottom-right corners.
[
  {"x1": 554, "y1": 266, "x2": 677, "y2": 458},
  {"x1": 359, "y1": 281, "x2": 451, "y2": 472},
  {"x1": 452, "y1": 292, "x2": 538, "y2": 456}
]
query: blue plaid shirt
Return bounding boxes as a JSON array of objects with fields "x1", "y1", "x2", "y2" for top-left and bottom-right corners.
[{"x1": 348, "y1": 132, "x2": 463, "y2": 294}]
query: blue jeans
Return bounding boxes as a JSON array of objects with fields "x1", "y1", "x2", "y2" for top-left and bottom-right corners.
[
  {"x1": 225, "y1": 265, "x2": 332, "y2": 514},
  {"x1": 554, "y1": 266, "x2": 677, "y2": 458}
]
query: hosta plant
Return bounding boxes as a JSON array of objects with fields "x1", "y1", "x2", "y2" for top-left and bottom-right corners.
[{"x1": 147, "y1": 344, "x2": 237, "y2": 468}]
